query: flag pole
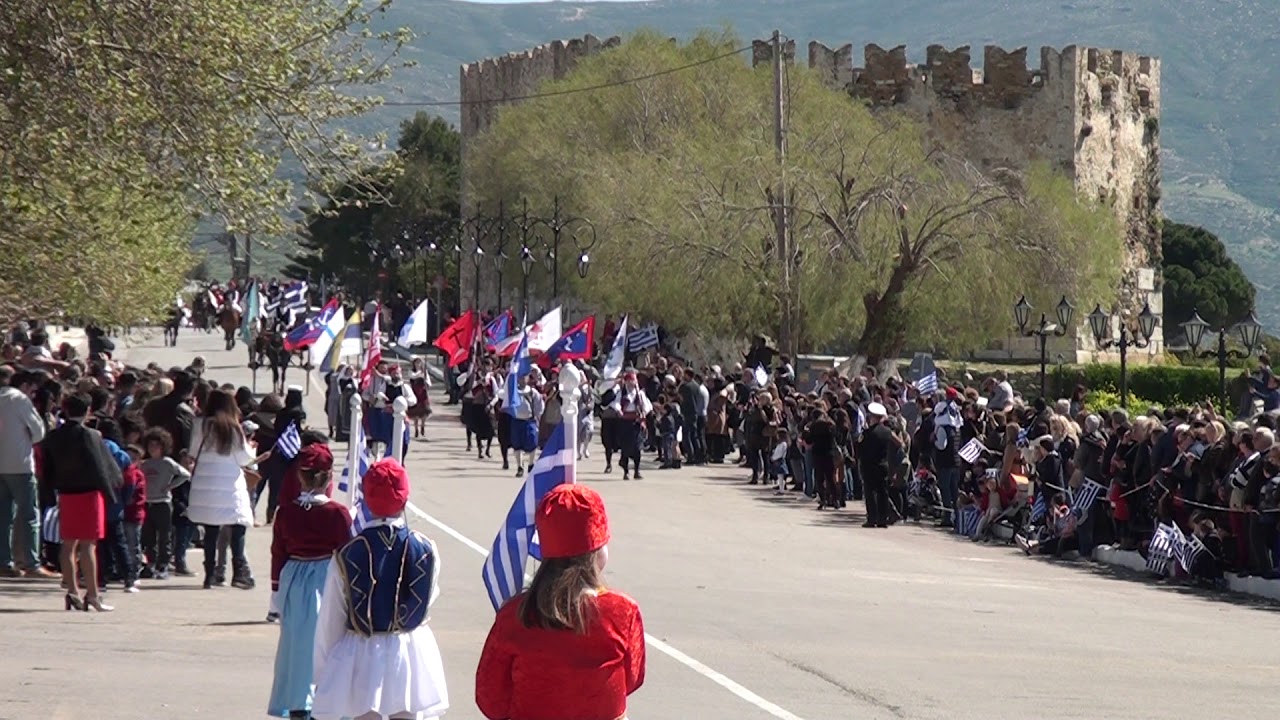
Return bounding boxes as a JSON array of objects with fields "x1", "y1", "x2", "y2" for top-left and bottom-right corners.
[{"x1": 558, "y1": 362, "x2": 582, "y2": 484}]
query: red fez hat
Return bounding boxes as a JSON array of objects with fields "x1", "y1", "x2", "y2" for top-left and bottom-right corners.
[
  {"x1": 535, "y1": 484, "x2": 610, "y2": 559},
  {"x1": 363, "y1": 458, "x2": 411, "y2": 517},
  {"x1": 945, "y1": 386, "x2": 959, "y2": 399},
  {"x1": 297, "y1": 443, "x2": 333, "y2": 472}
]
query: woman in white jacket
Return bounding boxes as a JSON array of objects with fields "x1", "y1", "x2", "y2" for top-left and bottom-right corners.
[{"x1": 187, "y1": 389, "x2": 270, "y2": 590}]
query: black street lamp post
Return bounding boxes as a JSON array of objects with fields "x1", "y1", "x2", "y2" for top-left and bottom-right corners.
[
  {"x1": 537, "y1": 196, "x2": 595, "y2": 301},
  {"x1": 519, "y1": 245, "x2": 534, "y2": 321},
  {"x1": 1014, "y1": 295, "x2": 1077, "y2": 398},
  {"x1": 490, "y1": 202, "x2": 509, "y2": 314},
  {"x1": 1180, "y1": 309, "x2": 1264, "y2": 402},
  {"x1": 1087, "y1": 301, "x2": 1158, "y2": 409}
]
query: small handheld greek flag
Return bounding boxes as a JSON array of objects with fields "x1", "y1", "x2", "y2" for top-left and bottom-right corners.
[
  {"x1": 956, "y1": 504, "x2": 983, "y2": 537},
  {"x1": 1070, "y1": 479, "x2": 1105, "y2": 518},
  {"x1": 339, "y1": 422, "x2": 373, "y2": 535},
  {"x1": 958, "y1": 438, "x2": 985, "y2": 464},
  {"x1": 914, "y1": 371, "x2": 938, "y2": 395},
  {"x1": 1146, "y1": 523, "x2": 1176, "y2": 576},
  {"x1": 1177, "y1": 532, "x2": 1206, "y2": 573},
  {"x1": 275, "y1": 421, "x2": 302, "y2": 461},
  {"x1": 1029, "y1": 493, "x2": 1047, "y2": 522}
]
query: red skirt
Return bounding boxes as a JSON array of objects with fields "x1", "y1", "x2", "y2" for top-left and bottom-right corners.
[{"x1": 58, "y1": 492, "x2": 105, "y2": 541}]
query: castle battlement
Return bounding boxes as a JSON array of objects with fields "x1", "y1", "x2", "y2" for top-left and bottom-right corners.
[{"x1": 458, "y1": 34, "x2": 1165, "y2": 360}]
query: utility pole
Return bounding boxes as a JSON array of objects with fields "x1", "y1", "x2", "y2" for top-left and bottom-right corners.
[{"x1": 771, "y1": 30, "x2": 792, "y2": 354}]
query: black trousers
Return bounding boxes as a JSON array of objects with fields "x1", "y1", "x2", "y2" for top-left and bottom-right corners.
[
  {"x1": 618, "y1": 422, "x2": 643, "y2": 473},
  {"x1": 141, "y1": 501, "x2": 173, "y2": 572},
  {"x1": 863, "y1": 472, "x2": 890, "y2": 525}
]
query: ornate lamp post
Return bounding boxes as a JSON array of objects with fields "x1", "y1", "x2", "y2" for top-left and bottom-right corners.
[
  {"x1": 519, "y1": 245, "x2": 535, "y2": 320},
  {"x1": 1014, "y1": 295, "x2": 1076, "y2": 398},
  {"x1": 1087, "y1": 301, "x2": 1158, "y2": 409},
  {"x1": 1181, "y1": 309, "x2": 1263, "y2": 401},
  {"x1": 537, "y1": 196, "x2": 595, "y2": 301}
]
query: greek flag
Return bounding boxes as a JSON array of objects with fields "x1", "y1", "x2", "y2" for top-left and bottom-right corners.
[
  {"x1": 1146, "y1": 523, "x2": 1176, "y2": 576},
  {"x1": 482, "y1": 422, "x2": 574, "y2": 612},
  {"x1": 955, "y1": 504, "x2": 982, "y2": 537},
  {"x1": 264, "y1": 281, "x2": 308, "y2": 315},
  {"x1": 914, "y1": 371, "x2": 938, "y2": 395},
  {"x1": 41, "y1": 506, "x2": 60, "y2": 543},
  {"x1": 1030, "y1": 493, "x2": 1046, "y2": 522},
  {"x1": 339, "y1": 422, "x2": 374, "y2": 535},
  {"x1": 1016, "y1": 427, "x2": 1029, "y2": 448},
  {"x1": 626, "y1": 323, "x2": 659, "y2": 352},
  {"x1": 958, "y1": 438, "x2": 985, "y2": 464},
  {"x1": 1070, "y1": 479, "x2": 1105, "y2": 518},
  {"x1": 275, "y1": 421, "x2": 301, "y2": 461},
  {"x1": 1177, "y1": 532, "x2": 1206, "y2": 573}
]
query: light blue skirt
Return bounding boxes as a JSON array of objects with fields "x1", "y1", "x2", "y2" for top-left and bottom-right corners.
[{"x1": 267, "y1": 558, "x2": 330, "y2": 717}]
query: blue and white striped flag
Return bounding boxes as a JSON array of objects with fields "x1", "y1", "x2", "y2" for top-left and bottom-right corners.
[
  {"x1": 958, "y1": 438, "x2": 985, "y2": 464},
  {"x1": 275, "y1": 421, "x2": 302, "y2": 461},
  {"x1": 482, "y1": 422, "x2": 575, "y2": 612},
  {"x1": 1029, "y1": 493, "x2": 1046, "y2": 522},
  {"x1": 1146, "y1": 523, "x2": 1177, "y2": 576},
  {"x1": 956, "y1": 504, "x2": 982, "y2": 537},
  {"x1": 914, "y1": 371, "x2": 938, "y2": 395},
  {"x1": 1016, "y1": 427, "x2": 1029, "y2": 448},
  {"x1": 626, "y1": 323, "x2": 659, "y2": 352},
  {"x1": 339, "y1": 422, "x2": 374, "y2": 535},
  {"x1": 1070, "y1": 479, "x2": 1105, "y2": 518},
  {"x1": 1176, "y1": 531, "x2": 1205, "y2": 573}
]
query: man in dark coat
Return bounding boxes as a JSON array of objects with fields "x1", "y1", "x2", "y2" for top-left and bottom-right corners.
[{"x1": 858, "y1": 402, "x2": 896, "y2": 528}]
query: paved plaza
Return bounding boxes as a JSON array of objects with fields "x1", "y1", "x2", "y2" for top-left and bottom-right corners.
[{"x1": 3, "y1": 331, "x2": 1279, "y2": 720}]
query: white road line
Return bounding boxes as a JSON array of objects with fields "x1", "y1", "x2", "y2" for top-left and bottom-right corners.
[{"x1": 405, "y1": 500, "x2": 809, "y2": 720}]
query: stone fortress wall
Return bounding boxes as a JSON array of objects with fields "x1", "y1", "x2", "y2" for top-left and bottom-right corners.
[{"x1": 459, "y1": 35, "x2": 1164, "y2": 361}]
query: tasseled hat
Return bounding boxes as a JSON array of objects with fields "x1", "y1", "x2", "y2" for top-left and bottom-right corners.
[
  {"x1": 297, "y1": 443, "x2": 333, "y2": 472},
  {"x1": 362, "y1": 458, "x2": 411, "y2": 518},
  {"x1": 535, "y1": 484, "x2": 610, "y2": 559}
]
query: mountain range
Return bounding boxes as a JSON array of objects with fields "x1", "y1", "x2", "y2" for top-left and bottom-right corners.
[{"x1": 347, "y1": 0, "x2": 1280, "y2": 327}]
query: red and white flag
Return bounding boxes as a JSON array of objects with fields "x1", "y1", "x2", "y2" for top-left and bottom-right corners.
[{"x1": 359, "y1": 305, "x2": 382, "y2": 390}]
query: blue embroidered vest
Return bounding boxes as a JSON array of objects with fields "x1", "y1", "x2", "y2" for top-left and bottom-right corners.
[{"x1": 338, "y1": 524, "x2": 435, "y2": 636}]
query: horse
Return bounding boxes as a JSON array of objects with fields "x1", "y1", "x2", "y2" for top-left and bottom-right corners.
[
  {"x1": 191, "y1": 293, "x2": 216, "y2": 333},
  {"x1": 217, "y1": 306, "x2": 242, "y2": 351},
  {"x1": 251, "y1": 316, "x2": 310, "y2": 395}
]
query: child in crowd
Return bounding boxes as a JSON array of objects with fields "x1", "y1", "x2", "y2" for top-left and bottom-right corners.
[
  {"x1": 1018, "y1": 492, "x2": 1078, "y2": 557},
  {"x1": 658, "y1": 403, "x2": 681, "y2": 469},
  {"x1": 139, "y1": 428, "x2": 190, "y2": 580},
  {"x1": 770, "y1": 428, "x2": 790, "y2": 495},
  {"x1": 121, "y1": 445, "x2": 147, "y2": 592}
]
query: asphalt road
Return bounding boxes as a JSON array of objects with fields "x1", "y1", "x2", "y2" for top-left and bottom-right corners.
[{"x1": 3, "y1": 330, "x2": 1279, "y2": 720}]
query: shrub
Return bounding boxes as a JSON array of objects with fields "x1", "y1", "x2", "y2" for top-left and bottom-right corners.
[
  {"x1": 1083, "y1": 390, "x2": 1162, "y2": 416},
  {"x1": 1052, "y1": 363, "x2": 1227, "y2": 406}
]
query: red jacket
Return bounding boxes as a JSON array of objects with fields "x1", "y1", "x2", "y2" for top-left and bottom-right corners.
[
  {"x1": 476, "y1": 589, "x2": 645, "y2": 720},
  {"x1": 122, "y1": 464, "x2": 147, "y2": 525}
]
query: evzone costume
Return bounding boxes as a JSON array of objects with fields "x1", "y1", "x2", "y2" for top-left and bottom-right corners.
[
  {"x1": 608, "y1": 371, "x2": 653, "y2": 480},
  {"x1": 475, "y1": 484, "x2": 646, "y2": 720},
  {"x1": 506, "y1": 375, "x2": 545, "y2": 477},
  {"x1": 311, "y1": 458, "x2": 449, "y2": 720},
  {"x1": 267, "y1": 446, "x2": 352, "y2": 719}
]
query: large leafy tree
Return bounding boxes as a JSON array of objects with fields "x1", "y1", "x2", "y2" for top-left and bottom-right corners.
[
  {"x1": 466, "y1": 31, "x2": 1121, "y2": 361},
  {"x1": 1162, "y1": 220, "x2": 1256, "y2": 329},
  {"x1": 0, "y1": 0, "x2": 409, "y2": 323},
  {"x1": 289, "y1": 112, "x2": 461, "y2": 303}
]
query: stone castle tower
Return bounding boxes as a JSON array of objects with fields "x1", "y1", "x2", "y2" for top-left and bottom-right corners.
[{"x1": 459, "y1": 35, "x2": 1164, "y2": 361}]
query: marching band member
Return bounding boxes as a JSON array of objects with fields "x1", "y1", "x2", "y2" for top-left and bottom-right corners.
[
  {"x1": 609, "y1": 370, "x2": 652, "y2": 480},
  {"x1": 311, "y1": 459, "x2": 449, "y2": 720},
  {"x1": 507, "y1": 369, "x2": 544, "y2": 478},
  {"x1": 475, "y1": 484, "x2": 646, "y2": 720}
]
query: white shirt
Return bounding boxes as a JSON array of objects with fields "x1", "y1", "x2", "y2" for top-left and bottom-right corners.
[{"x1": 609, "y1": 385, "x2": 652, "y2": 418}]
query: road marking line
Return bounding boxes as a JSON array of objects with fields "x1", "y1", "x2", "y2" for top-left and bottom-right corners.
[{"x1": 405, "y1": 500, "x2": 809, "y2": 720}]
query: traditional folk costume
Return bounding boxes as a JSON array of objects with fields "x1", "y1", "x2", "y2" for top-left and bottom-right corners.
[
  {"x1": 608, "y1": 372, "x2": 653, "y2": 480},
  {"x1": 507, "y1": 380, "x2": 545, "y2": 476},
  {"x1": 312, "y1": 459, "x2": 448, "y2": 720},
  {"x1": 476, "y1": 484, "x2": 646, "y2": 720},
  {"x1": 267, "y1": 447, "x2": 352, "y2": 719}
]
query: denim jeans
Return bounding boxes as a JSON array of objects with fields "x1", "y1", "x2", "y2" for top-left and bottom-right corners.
[
  {"x1": 97, "y1": 521, "x2": 129, "y2": 586},
  {"x1": 936, "y1": 467, "x2": 961, "y2": 513},
  {"x1": 0, "y1": 473, "x2": 39, "y2": 570},
  {"x1": 122, "y1": 522, "x2": 141, "y2": 584},
  {"x1": 172, "y1": 523, "x2": 195, "y2": 570}
]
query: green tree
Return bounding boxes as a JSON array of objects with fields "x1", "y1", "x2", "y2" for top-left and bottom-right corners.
[
  {"x1": 0, "y1": 0, "x2": 410, "y2": 323},
  {"x1": 466, "y1": 31, "x2": 1122, "y2": 361},
  {"x1": 289, "y1": 112, "x2": 462, "y2": 303},
  {"x1": 1161, "y1": 220, "x2": 1256, "y2": 329}
]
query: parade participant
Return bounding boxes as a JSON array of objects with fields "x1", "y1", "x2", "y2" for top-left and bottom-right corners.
[
  {"x1": 311, "y1": 458, "x2": 448, "y2": 720},
  {"x1": 507, "y1": 368, "x2": 544, "y2": 478},
  {"x1": 609, "y1": 370, "x2": 652, "y2": 480},
  {"x1": 475, "y1": 483, "x2": 645, "y2": 720},
  {"x1": 267, "y1": 448, "x2": 352, "y2": 720}
]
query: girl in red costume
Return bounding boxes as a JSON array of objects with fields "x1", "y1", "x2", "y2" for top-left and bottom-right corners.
[{"x1": 475, "y1": 484, "x2": 646, "y2": 720}]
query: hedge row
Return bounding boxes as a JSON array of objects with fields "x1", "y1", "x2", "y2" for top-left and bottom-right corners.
[{"x1": 1050, "y1": 363, "x2": 1240, "y2": 406}]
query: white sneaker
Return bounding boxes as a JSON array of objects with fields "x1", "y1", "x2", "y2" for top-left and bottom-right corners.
[
  {"x1": 124, "y1": 583, "x2": 140, "y2": 593},
  {"x1": 266, "y1": 611, "x2": 280, "y2": 623},
  {"x1": 584, "y1": 448, "x2": 591, "y2": 458}
]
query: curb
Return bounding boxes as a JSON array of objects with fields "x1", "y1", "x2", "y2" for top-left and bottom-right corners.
[{"x1": 1091, "y1": 545, "x2": 1280, "y2": 602}]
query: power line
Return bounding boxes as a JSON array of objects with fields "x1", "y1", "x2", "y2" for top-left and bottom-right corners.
[{"x1": 379, "y1": 44, "x2": 753, "y2": 107}]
